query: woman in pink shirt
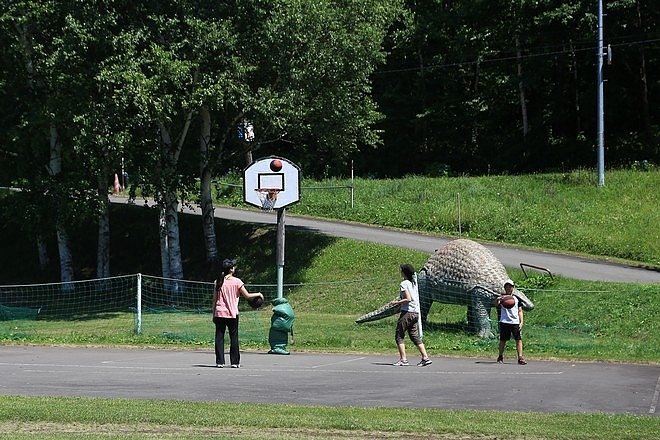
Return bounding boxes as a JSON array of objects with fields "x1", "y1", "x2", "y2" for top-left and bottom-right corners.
[{"x1": 212, "y1": 259, "x2": 264, "y2": 368}]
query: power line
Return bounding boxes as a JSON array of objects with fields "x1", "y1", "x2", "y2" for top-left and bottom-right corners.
[{"x1": 374, "y1": 37, "x2": 660, "y2": 75}]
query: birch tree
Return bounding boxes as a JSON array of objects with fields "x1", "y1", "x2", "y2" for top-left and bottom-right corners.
[
  {"x1": 1, "y1": 1, "x2": 77, "y2": 283},
  {"x1": 191, "y1": 0, "x2": 403, "y2": 267}
]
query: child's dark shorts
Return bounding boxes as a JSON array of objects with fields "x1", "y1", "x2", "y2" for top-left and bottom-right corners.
[{"x1": 499, "y1": 322, "x2": 522, "y2": 341}]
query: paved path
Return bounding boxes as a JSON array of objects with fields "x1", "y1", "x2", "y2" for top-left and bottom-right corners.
[
  {"x1": 111, "y1": 196, "x2": 660, "y2": 283},
  {"x1": 1, "y1": 345, "x2": 658, "y2": 415}
]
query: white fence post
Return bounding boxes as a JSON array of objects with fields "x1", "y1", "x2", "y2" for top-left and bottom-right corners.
[{"x1": 136, "y1": 273, "x2": 142, "y2": 335}]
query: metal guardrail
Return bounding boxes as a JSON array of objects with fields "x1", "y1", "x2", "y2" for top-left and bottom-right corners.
[{"x1": 520, "y1": 262, "x2": 553, "y2": 279}]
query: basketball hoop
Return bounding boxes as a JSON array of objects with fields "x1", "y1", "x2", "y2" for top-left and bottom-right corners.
[
  {"x1": 244, "y1": 156, "x2": 299, "y2": 210},
  {"x1": 255, "y1": 188, "x2": 281, "y2": 212}
]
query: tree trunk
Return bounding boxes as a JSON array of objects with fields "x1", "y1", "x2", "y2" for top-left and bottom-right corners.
[
  {"x1": 471, "y1": 57, "x2": 481, "y2": 147},
  {"x1": 244, "y1": 150, "x2": 253, "y2": 166},
  {"x1": 56, "y1": 227, "x2": 74, "y2": 286},
  {"x1": 570, "y1": 40, "x2": 581, "y2": 134},
  {"x1": 48, "y1": 124, "x2": 62, "y2": 175},
  {"x1": 638, "y1": 48, "x2": 650, "y2": 136},
  {"x1": 199, "y1": 106, "x2": 218, "y2": 265},
  {"x1": 49, "y1": 124, "x2": 74, "y2": 284},
  {"x1": 159, "y1": 205, "x2": 171, "y2": 279},
  {"x1": 96, "y1": 209, "x2": 111, "y2": 278},
  {"x1": 157, "y1": 121, "x2": 187, "y2": 282},
  {"x1": 17, "y1": 24, "x2": 73, "y2": 282},
  {"x1": 163, "y1": 190, "x2": 183, "y2": 304},
  {"x1": 36, "y1": 234, "x2": 50, "y2": 270},
  {"x1": 165, "y1": 191, "x2": 183, "y2": 281},
  {"x1": 96, "y1": 175, "x2": 111, "y2": 278},
  {"x1": 515, "y1": 35, "x2": 529, "y2": 138},
  {"x1": 635, "y1": 0, "x2": 651, "y2": 137},
  {"x1": 415, "y1": 44, "x2": 428, "y2": 148},
  {"x1": 17, "y1": 24, "x2": 51, "y2": 273}
]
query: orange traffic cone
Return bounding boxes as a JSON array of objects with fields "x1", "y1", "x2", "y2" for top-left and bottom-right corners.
[{"x1": 113, "y1": 173, "x2": 121, "y2": 194}]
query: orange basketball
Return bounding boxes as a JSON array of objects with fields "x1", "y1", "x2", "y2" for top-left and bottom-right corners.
[
  {"x1": 500, "y1": 295, "x2": 516, "y2": 309},
  {"x1": 270, "y1": 159, "x2": 283, "y2": 172},
  {"x1": 249, "y1": 296, "x2": 264, "y2": 309}
]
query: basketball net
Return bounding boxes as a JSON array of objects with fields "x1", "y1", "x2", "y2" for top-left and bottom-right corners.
[{"x1": 255, "y1": 188, "x2": 280, "y2": 212}]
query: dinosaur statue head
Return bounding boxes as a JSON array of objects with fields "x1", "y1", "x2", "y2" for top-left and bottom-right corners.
[{"x1": 502, "y1": 279, "x2": 534, "y2": 311}]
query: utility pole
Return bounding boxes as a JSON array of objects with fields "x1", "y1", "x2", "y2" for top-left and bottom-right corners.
[{"x1": 596, "y1": 0, "x2": 605, "y2": 187}]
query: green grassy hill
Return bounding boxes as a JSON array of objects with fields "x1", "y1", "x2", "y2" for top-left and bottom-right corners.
[{"x1": 216, "y1": 168, "x2": 660, "y2": 267}]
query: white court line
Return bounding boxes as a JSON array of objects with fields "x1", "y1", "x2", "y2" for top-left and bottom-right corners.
[
  {"x1": 650, "y1": 374, "x2": 660, "y2": 414},
  {"x1": 0, "y1": 361, "x2": 564, "y2": 376},
  {"x1": 234, "y1": 369, "x2": 564, "y2": 376},
  {"x1": 0, "y1": 362, "x2": 189, "y2": 371},
  {"x1": 310, "y1": 357, "x2": 366, "y2": 369}
]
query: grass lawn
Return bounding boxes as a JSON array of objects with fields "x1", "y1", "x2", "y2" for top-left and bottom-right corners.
[{"x1": 1, "y1": 396, "x2": 658, "y2": 440}]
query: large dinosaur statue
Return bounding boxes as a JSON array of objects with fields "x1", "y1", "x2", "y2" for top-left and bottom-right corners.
[{"x1": 356, "y1": 239, "x2": 534, "y2": 338}]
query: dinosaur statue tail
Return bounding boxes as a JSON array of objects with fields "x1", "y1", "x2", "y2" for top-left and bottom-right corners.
[
  {"x1": 355, "y1": 302, "x2": 400, "y2": 324},
  {"x1": 512, "y1": 287, "x2": 535, "y2": 311}
]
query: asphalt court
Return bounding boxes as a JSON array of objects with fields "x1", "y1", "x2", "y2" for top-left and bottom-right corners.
[{"x1": 1, "y1": 345, "x2": 658, "y2": 415}]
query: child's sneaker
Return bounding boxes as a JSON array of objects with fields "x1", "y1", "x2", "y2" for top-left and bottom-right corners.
[
  {"x1": 497, "y1": 355, "x2": 503, "y2": 364},
  {"x1": 392, "y1": 359, "x2": 409, "y2": 366},
  {"x1": 517, "y1": 358, "x2": 527, "y2": 365},
  {"x1": 417, "y1": 358, "x2": 432, "y2": 367}
]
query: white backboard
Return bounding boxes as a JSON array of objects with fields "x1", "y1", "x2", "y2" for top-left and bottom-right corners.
[{"x1": 243, "y1": 156, "x2": 300, "y2": 210}]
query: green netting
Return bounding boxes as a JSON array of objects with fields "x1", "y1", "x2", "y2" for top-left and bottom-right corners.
[
  {"x1": 136, "y1": 275, "x2": 275, "y2": 344},
  {"x1": 0, "y1": 304, "x2": 41, "y2": 320},
  {"x1": 135, "y1": 308, "x2": 269, "y2": 344},
  {"x1": 3, "y1": 274, "x2": 656, "y2": 360},
  {"x1": 0, "y1": 275, "x2": 276, "y2": 344}
]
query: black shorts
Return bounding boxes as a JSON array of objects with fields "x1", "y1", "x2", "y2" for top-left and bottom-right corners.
[{"x1": 499, "y1": 322, "x2": 522, "y2": 341}]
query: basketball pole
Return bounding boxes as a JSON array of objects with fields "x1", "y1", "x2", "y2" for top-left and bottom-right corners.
[
  {"x1": 596, "y1": 0, "x2": 605, "y2": 187},
  {"x1": 243, "y1": 155, "x2": 299, "y2": 300},
  {"x1": 276, "y1": 207, "x2": 286, "y2": 299}
]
